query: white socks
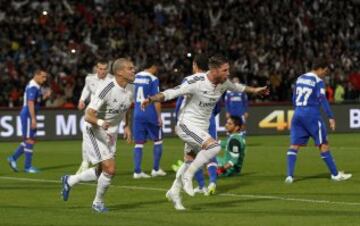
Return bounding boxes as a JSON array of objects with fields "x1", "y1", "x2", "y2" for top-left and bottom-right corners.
[
  {"x1": 185, "y1": 143, "x2": 221, "y2": 178},
  {"x1": 170, "y1": 162, "x2": 190, "y2": 193},
  {"x1": 68, "y1": 167, "x2": 98, "y2": 186},
  {"x1": 93, "y1": 172, "x2": 113, "y2": 204}
]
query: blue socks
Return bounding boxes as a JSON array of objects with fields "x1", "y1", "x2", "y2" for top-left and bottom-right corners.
[
  {"x1": 24, "y1": 143, "x2": 34, "y2": 169},
  {"x1": 207, "y1": 159, "x2": 218, "y2": 184},
  {"x1": 12, "y1": 142, "x2": 25, "y2": 160},
  {"x1": 153, "y1": 141, "x2": 163, "y2": 171},
  {"x1": 321, "y1": 151, "x2": 338, "y2": 176},
  {"x1": 133, "y1": 144, "x2": 143, "y2": 173},
  {"x1": 194, "y1": 169, "x2": 205, "y2": 188},
  {"x1": 287, "y1": 149, "x2": 298, "y2": 177}
]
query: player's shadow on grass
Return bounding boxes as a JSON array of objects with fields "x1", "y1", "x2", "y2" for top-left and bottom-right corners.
[
  {"x1": 294, "y1": 173, "x2": 331, "y2": 182},
  {"x1": 190, "y1": 198, "x2": 271, "y2": 210},
  {"x1": 109, "y1": 199, "x2": 167, "y2": 210},
  {"x1": 40, "y1": 163, "x2": 79, "y2": 171},
  {"x1": 217, "y1": 172, "x2": 256, "y2": 193}
]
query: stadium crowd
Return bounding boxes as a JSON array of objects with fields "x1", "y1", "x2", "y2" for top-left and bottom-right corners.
[{"x1": 0, "y1": 0, "x2": 359, "y2": 107}]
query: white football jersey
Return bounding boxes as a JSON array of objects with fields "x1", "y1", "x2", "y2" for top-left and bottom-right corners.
[
  {"x1": 79, "y1": 73, "x2": 113, "y2": 102},
  {"x1": 162, "y1": 72, "x2": 246, "y2": 130},
  {"x1": 87, "y1": 78, "x2": 134, "y2": 134}
]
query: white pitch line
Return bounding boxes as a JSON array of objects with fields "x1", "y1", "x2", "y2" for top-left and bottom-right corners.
[{"x1": 1, "y1": 176, "x2": 360, "y2": 207}]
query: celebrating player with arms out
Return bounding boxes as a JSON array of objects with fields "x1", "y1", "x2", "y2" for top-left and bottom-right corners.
[
  {"x1": 142, "y1": 55, "x2": 269, "y2": 210},
  {"x1": 61, "y1": 58, "x2": 135, "y2": 212},
  {"x1": 285, "y1": 59, "x2": 351, "y2": 183}
]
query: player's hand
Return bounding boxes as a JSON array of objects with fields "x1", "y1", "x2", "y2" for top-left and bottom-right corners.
[
  {"x1": 31, "y1": 119, "x2": 37, "y2": 129},
  {"x1": 253, "y1": 86, "x2": 270, "y2": 96},
  {"x1": 123, "y1": 126, "x2": 132, "y2": 144},
  {"x1": 97, "y1": 119, "x2": 110, "y2": 130},
  {"x1": 141, "y1": 98, "x2": 151, "y2": 111},
  {"x1": 329, "y1": 118, "x2": 336, "y2": 131},
  {"x1": 43, "y1": 88, "x2": 52, "y2": 99},
  {"x1": 78, "y1": 100, "x2": 86, "y2": 110}
]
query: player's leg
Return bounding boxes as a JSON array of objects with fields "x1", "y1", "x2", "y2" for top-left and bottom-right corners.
[
  {"x1": 194, "y1": 168, "x2": 208, "y2": 195},
  {"x1": 92, "y1": 158, "x2": 116, "y2": 212},
  {"x1": 286, "y1": 116, "x2": 307, "y2": 183},
  {"x1": 20, "y1": 116, "x2": 39, "y2": 173},
  {"x1": 148, "y1": 124, "x2": 166, "y2": 176},
  {"x1": 167, "y1": 147, "x2": 194, "y2": 210},
  {"x1": 207, "y1": 159, "x2": 218, "y2": 194},
  {"x1": 8, "y1": 116, "x2": 30, "y2": 172},
  {"x1": 133, "y1": 120, "x2": 150, "y2": 178},
  {"x1": 7, "y1": 142, "x2": 25, "y2": 172},
  {"x1": 61, "y1": 127, "x2": 102, "y2": 201},
  {"x1": 313, "y1": 120, "x2": 351, "y2": 181},
  {"x1": 75, "y1": 134, "x2": 91, "y2": 174},
  {"x1": 207, "y1": 120, "x2": 218, "y2": 194}
]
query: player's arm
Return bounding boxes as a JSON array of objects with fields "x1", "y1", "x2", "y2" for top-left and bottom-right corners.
[
  {"x1": 28, "y1": 100, "x2": 37, "y2": 129},
  {"x1": 224, "y1": 139, "x2": 241, "y2": 170},
  {"x1": 152, "y1": 79, "x2": 163, "y2": 126},
  {"x1": 123, "y1": 106, "x2": 132, "y2": 143},
  {"x1": 78, "y1": 76, "x2": 91, "y2": 110},
  {"x1": 318, "y1": 82, "x2": 335, "y2": 130},
  {"x1": 84, "y1": 92, "x2": 109, "y2": 130},
  {"x1": 26, "y1": 87, "x2": 38, "y2": 129},
  {"x1": 243, "y1": 93, "x2": 249, "y2": 119},
  {"x1": 142, "y1": 81, "x2": 196, "y2": 110},
  {"x1": 226, "y1": 80, "x2": 269, "y2": 96}
]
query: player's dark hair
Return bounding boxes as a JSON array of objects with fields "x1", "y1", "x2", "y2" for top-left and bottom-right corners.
[
  {"x1": 144, "y1": 57, "x2": 159, "y2": 69},
  {"x1": 193, "y1": 54, "x2": 208, "y2": 71},
  {"x1": 312, "y1": 58, "x2": 329, "y2": 70},
  {"x1": 229, "y1": 115, "x2": 243, "y2": 128},
  {"x1": 208, "y1": 55, "x2": 229, "y2": 69}
]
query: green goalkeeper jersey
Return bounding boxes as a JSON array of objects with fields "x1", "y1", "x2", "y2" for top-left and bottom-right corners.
[{"x1": 217, "y1": 133, "x2": 246, "y2": 176}]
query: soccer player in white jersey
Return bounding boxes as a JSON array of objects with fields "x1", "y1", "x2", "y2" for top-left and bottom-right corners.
[
  {"x1": 76, "y1": 60, "x2": 113, "y2": 174},
  {"x1": 61, "y1": 58, "x2": 135, "y2": 213},
  {"x1": 142, "y1": 55, "x2": 269, "y2": 210}
]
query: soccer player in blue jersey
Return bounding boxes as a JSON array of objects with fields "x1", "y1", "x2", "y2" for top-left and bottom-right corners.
[
  {"x1": 175, "y1": 54, "x2": 219, "y2": 195},
  {"x1": 132, "y1": 58, "x2": 166, "y2": 178},
  {"x1": 224, "y1": 77, "x2": 248, "y2": 134},
  {"x1": 7, "y1": 69, "x2": 50, "y2": 173},
  {"x1": 285, "y1": 59, "x2": 352, "y2": 183}
]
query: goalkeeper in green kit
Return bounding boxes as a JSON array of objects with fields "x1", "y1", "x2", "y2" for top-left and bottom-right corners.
[{"x1": 216, "y1": 115, "x2": 246, "y2": 177}]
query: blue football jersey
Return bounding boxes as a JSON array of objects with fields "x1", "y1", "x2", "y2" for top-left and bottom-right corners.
[
  {"x1": 292, "y1": 72, "x2": 333, "y2": 118},
  {"x1": 20, "y1": 80, "x2": 42, "y2": 117},
  {"x1": 133, "y1": 71, "x2": 160, "y2": 124},
  {"x1": 224, "y1": 90, "x2": 248, "y2": 116}
]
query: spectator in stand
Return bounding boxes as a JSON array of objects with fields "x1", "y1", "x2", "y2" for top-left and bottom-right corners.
[{"x1": 0, "y1": 0, "x2": 358, "y2": 106}]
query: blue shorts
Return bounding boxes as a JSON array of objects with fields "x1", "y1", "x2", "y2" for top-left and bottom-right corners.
[
  {"x1": 20, "y1": 115, "x2": 37, "y2": 139},
  {"x1": 133, "y1": 120, "x2": 162, "y2": 143},
  {"x1": 290, "y1": 114, "x2": 328, "y2": 146}
]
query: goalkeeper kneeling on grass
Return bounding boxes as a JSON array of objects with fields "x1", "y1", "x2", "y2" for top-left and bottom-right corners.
[{"x1": 216, "y1": 115, "x2": 246, "y2": 177}]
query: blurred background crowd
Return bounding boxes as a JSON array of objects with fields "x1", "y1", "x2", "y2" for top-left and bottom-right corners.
[{"x1": 0, "y1": 0, "x2": 359, "y2": 108}]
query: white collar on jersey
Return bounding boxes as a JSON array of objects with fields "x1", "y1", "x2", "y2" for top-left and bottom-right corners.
[
  {"x1": 304, "y1": 72, "x2": 322, "y2": 82},
  {"x1": 29, "y1": 79, "x2": 41, "y2": 88}
]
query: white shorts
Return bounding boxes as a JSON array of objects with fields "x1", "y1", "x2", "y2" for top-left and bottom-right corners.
[
  {"x1": 83, "y1": 125, "x2": 117, "y2": 165},
  {"x1": 175, "y1": 123, "x2": 212, "y2": 154}
]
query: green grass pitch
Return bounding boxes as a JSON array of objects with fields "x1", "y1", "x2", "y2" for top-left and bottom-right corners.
[{"x1": 0, "y1": 133, "x2": 360, "y2": 226}]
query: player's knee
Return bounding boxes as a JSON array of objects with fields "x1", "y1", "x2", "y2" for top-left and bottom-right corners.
[
  {"x1": 319, "y1": 144, "x2": 329, "y2": 152},
  {"x1": 103, "y1": 166, "x2": 116, "y2": 176},
  {"x1": 25, "y1": 139, "x2": 36, "y2": 144},
  {"x1": 290, "y1": 145, "x2": 300, "y2": 151},
  {"x1": 202, "y1": 138, "x2": 217, "y2": 150}
]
